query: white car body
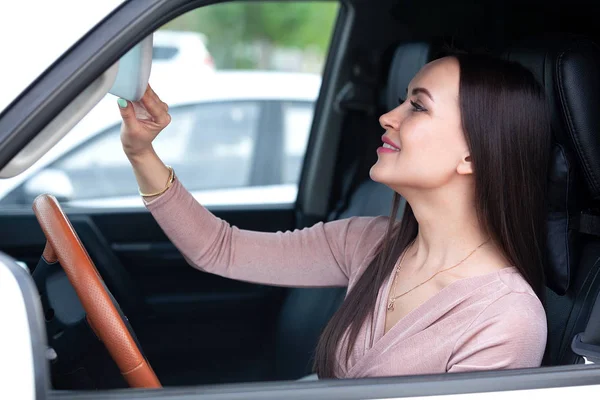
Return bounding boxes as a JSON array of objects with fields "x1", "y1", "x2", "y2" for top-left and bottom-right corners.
[
  {"x1": 3, "y1": 249, "x2": 600, "y2": 400},
  {"x1": 151, "y1": 30, "x2": 216, "y2": 81},
  {"x1": 1, "y1": 1, "x2": 599, "y2": 399},
  {"x1": 0, "y1": 70, "x2": 321, "y2": 209}
]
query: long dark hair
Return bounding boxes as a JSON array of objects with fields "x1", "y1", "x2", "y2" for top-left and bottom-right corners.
[{"x1": 314, "y1": 53, "x2": 552, "y2": 378}]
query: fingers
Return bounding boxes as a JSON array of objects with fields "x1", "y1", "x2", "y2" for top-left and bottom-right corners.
[
  {"x1": 117, "y1": 98, "x2": 138, "y2": 126},
  {"x1": 146, "y1": 84, "x2": 169, "y2": 112},
  {"x1": 141, "y1": 85, "x2": 170, "y2": 126}
]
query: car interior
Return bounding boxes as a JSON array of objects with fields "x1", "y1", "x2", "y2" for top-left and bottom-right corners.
[{"x1": 2, "y1": 0, "x2": 600, "y2": 398}]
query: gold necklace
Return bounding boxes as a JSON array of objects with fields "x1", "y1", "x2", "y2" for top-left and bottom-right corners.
[{"x1": 386, "y1": 238, "x2": 490, "y2": 312}]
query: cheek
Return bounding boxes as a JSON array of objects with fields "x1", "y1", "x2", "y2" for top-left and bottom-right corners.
[
  {"x1": 411, "y1": 134, "x2": 458, "y2": 164},
  {"x1": 372, "y1": 120, "x2": 464, "y2": 188},
  {"x1": 403, "y1": 134, "x2": 458, "y2": 182}
]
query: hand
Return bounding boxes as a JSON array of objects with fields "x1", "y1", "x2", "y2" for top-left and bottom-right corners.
[{"x1": 118, "y1": 84, "x2": 171, "y2": 158}]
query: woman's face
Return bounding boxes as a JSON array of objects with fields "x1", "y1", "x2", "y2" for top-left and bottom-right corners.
[{"x1": 370, "y1": 57, "x2": 472, "y2": 192}]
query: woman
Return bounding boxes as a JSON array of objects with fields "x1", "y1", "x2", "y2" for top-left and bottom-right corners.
[{"x1": 117, "y1": 53, "x2": 551, "y2": 378}]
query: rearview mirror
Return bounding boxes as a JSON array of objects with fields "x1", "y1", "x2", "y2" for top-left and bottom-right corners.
[
  {"x1": 108, "y1": 34, "x2": 153, "y2": 101},
  {"x1": 0, "y1": 34, "x2": 153, "y2": 179},
  {"x1": 23, "y1": 169, "x2": 74, "y2": 204}
]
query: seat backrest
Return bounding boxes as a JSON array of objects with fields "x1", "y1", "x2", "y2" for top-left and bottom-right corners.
[
  {"x1": 505, "y1": 35, "x2": 600, "y2": 365},
  {"x1": 339, "y1": 179, "x2": 397, "y2": 218},
  {"x1": 331, "y1": 41, "x2": 440, "y2": 221},
  {"x1": 272, "y1": 41, "x2": 438, "y2": 380}
]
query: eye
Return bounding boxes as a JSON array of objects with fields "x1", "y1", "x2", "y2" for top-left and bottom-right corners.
[{"x1": 410, "y1": 100, "x2": 426, "y2": 112}]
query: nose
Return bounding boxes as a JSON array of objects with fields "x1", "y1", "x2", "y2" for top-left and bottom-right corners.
[{"x1": 379, "y1": 107, "x2": 402, "y2": 132}]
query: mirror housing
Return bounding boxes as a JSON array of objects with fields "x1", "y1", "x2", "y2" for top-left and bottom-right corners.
[
  {"x1": 0, "y1": 34, "x2": 153, "y2": 179},
  {"x1": 23, "y1": 169, "x2": 74, "y2": 204},
  {"x1": 109, "y1": 34, "x2": 153, "y2": 101}
]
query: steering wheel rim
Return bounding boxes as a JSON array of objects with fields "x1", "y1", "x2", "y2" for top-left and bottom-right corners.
[{"x1": 32, "y1": 194, "x2": 161, "y2": 389}]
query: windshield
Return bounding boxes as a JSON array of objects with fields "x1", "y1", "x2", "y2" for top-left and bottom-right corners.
[{"x1": 0, "y1": 0, "x2": 126, "y2": 113}]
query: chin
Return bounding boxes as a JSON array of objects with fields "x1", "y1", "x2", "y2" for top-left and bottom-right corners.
[
  {"x1": 369, "y1": 163, "x2": 393, "y2": 186},
  {"x1": 369, "y1": 163, "x2": 411, "y2": 194},
  {"x1": 369, "y1": 163, "x2": 384, "y2": 183}
]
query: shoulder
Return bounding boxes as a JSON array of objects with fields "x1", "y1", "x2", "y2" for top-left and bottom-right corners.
[
  {"x1": 447, "y1": 271, "x2": 547, "y2": 372},
  {"x1": 452, "y1": 279, "x2": 546, "y2": 365},
  {"x1": 472, "y1": 269, "x2": 546, "y2": 337},
  {"x1": 447, "y1": 286, "x2": 547, "y2": 372},
  {"x1": 475, "y1": 290, "x2": 547, "y2": 335}
]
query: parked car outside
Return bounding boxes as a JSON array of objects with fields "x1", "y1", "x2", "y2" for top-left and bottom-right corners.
[
  {"x1": 0, "y1": 70, "x2": 320, "y2": 209},
  {"x1": 151, "y1": 30, "x2": 216, "y2": 79}
]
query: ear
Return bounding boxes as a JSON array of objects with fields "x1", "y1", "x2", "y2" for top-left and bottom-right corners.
[{"x1": 456, "y1": 153, "x2": 473, "y2": 175}]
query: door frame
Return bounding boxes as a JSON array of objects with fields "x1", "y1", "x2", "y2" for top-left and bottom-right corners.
[{"x1": 4, "y1": 0, "x2": 600, "y2": 399}]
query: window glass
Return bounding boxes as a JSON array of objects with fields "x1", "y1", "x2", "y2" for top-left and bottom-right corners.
[
  {"x1": 152, "y1": 46, "x2": 179, "y2": 61},
  {"x1": 282, "y1": 102, "x2": 315, "y2": 184},
  {"x1": 49, "y1": 102, "x2": 260, "y2": 201},
  {"x1": 0, "y1": 1, "x2": 339, "y2": 209}
]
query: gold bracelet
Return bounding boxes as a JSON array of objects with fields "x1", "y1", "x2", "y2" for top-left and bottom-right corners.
[{"x1": 138, "y1": 165, "x2": 175, "y2": 197}]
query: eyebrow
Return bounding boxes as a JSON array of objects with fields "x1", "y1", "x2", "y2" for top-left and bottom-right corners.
[{"x1": 406, "y1": 87, "x2": 435, "y2": 102}]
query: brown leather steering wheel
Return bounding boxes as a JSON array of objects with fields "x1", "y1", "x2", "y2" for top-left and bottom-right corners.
[{"x1": 32, "y1": 194, "x2": 161, "y2": 389}]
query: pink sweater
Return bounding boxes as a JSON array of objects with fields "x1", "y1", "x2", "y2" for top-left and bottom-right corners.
[{"x1": 145, "y1": 178, "x2": 547, "y2": 378}]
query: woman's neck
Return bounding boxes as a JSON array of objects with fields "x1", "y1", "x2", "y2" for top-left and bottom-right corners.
[{"x1": 402, "y1": 187, "x2": 490, "y2": 272}]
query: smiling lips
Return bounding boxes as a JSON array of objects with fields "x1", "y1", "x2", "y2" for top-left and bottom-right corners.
[{"x1": 378, "y1": 136, "x2": 401, "y2": 153}]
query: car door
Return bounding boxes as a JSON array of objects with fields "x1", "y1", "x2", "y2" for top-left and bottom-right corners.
[
  {"x1": 0, "y1": 0, "x2": 336, "y2": 388},
  {"x1": 0, "y1": 102, "x2": 290, "y2": 387},
  {"x1": 5, "y1": 1, "x2": 600, "y2": 400}
]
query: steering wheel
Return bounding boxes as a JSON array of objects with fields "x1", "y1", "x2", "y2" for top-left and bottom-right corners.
[{"x1": 32, "y1": 194, "x2": 161, "y2": 389}]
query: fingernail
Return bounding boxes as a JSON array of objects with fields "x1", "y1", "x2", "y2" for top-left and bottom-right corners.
[{"x1": 117, "y1": 98, "x2": 128, "y2": 108}]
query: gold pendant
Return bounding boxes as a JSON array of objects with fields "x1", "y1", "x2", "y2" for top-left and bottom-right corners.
[{"x1": 387, "y1": 301, "x2": 394, "y2": 312}]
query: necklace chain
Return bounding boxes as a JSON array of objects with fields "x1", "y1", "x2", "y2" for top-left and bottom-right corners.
[{"x1": 387, "y1": 238, "x2": 490, "y2": 312}]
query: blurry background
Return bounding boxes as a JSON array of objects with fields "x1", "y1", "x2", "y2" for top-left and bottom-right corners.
[
  {"x1": 0, "y1": 1, "x2": 340, "y2": 210},
  {"x1": 160, "y1": 2, "x2": 338, "y2": 72}
]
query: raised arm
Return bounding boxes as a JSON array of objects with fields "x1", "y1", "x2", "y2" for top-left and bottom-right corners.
[
  {"x1": 144, "y1": 176, "x2": 387, "y2": 286},
  {"x1": 118, "y1": 86, "x2": 388, "y2": 287}
]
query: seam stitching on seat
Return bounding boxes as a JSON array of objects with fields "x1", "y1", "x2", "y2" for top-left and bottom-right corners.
[{"x1": 557, "y1": 142, "x2": 571, "y2": 291}]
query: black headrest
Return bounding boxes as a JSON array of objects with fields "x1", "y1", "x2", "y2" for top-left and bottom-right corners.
[
  {"x1": 506, "y1": 36, "x2": 600, "y2": 200},
  {"x1": 504, "y1": 36, "x2": 600, "y2": 294},
  {"x1": 385, "y1": 41, "x2": 439, "y2": 110}
]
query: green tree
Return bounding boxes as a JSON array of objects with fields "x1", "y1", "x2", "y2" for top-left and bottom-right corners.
[{"x1": 161, "y1": 1, "x2": 339, "y2": 69}]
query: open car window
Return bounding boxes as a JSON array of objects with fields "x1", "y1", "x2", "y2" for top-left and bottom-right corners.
[
  {"x1": 0, "y1": 98, "x2": 318, "y2": 207},
  {"x1": 0, "y1": 1, "x2": 329, "y2": 210},
  {"x1": 4, "y1": 0, "x2": 600, "y2": 399},
  {"x1": 50, "y1": 101, "x2": 261, "y2": 201}
]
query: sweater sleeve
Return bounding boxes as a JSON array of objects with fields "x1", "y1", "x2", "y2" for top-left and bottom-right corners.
[
  {"x1": 447, "y1": 292, "x2": 547, "y2": 373},
  {"x1": 143, "y1": 178, "x2": 388, "y2": 287}
]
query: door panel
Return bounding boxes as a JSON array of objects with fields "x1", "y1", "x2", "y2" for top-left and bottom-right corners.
[{"x1": 0, "y1": 205, "x2": 295, "y2": 386}]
